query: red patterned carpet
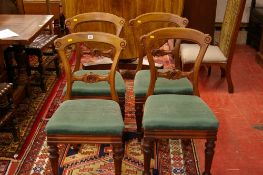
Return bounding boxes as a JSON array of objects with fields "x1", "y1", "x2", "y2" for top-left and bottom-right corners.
[
  {"x1": 0, "y1": 72, "x2": 57, "y2": 159},
  {"x1": 14, "y1": 76, "x2": 200, "y2": 175},
  {"x1": 2, "y1": 44, "x2": 263, "y2": 175}
]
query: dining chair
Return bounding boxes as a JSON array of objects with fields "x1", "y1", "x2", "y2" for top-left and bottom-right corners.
[
  {"x1": 65, "y1": 12, "x2": 125, "y2": 71},
  {"x1": 129, "y1": 12, "x2": 190, "y2": 133},
  {"x1": 180, "y1": 0, "x2": 246, "y2": 93},
  {"x1": 64, "y1": 12, "x2": 126, "y2": 115},
  {"x1": 129, "y1": 12, "x2": 188, "y2": 72},
  {"x1": 45, "y1": 32, "x2": 126, "y2": 175},
  {"x1": 140, "y1": 27, "x2": 219, "y2": 175},
  {"x1": 24, "y1": 0, "x2": 60, "y2": 92},
  {"x1": 0, "y1": 82, "x2": 19, "y2": 141}
]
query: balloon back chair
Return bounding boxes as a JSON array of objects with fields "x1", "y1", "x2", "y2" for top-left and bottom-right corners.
[
  {"x1": 129, "y1": 13, "x2": 190, "y2": 133},
  {"x1": 129, "y1": 12, "x2": 188, "y2": 71},
  {"x1": 140, "y1": 27, "x2": 219, "y2": 175},
  {"x1": 65, "y1": 12, "x2": 125, "y2": 71},
  {"x1": 65, "y1": 12, "x2": 126, "y2": 116},
  {"x1": 180, "y1": 0, "x2": 246, "y2": 93},
  {"x1": 45, "y1": 32, "x2": 126, "y2": 175}
]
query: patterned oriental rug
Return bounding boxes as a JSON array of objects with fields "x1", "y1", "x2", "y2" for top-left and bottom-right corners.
[
  {"x1": 0, "y1": 71, "x2": 57, "y2": 159},
  {"x1": 15, "y1": 76, "x2": 200, "y2": 175}
]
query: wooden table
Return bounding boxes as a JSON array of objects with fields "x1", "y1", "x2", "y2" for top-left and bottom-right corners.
[
  {"x1": 0, "y1": 14, "x2": 54, "y2": 72},
  {"x1": 0, "y1": 14, "x2": 54, "y2": 103}
]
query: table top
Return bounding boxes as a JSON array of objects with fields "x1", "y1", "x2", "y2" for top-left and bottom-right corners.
[{"x1": 0, "y1": 14, "x2": 54, "y2": 45}]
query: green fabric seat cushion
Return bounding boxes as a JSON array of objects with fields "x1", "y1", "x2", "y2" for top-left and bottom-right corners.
[
  {"x1": 134, "y1": 70, "x2": 193, "y2": 97},
  {"x1": 63, "y1": 70, "x2": 126, "y2": 96},
  {"x1": 45, "y1": 99, "x2": 124, "y2": 136},
  {"x1": 143, "y1": 94, "x2": 219, "y2": 130}
]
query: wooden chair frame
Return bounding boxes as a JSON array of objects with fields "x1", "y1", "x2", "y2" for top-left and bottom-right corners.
[
  {"x1": 140, "y1": 27, "x2": 217, "y2": 175},
  {"x1": 129, "y1": 12, "x2": 189, "y2": 133},
  {"x1": 181, "y1": 0, "x2": 246, "y2": 93},
  {"x1": 47, "y1": 32, "x2": 126, "y2": 175},
  {"x1": 65, "y1": 12, "x2": 125, "y2": 71},
  {"x1": 129, "y1": 12, "x2": 189, "y2": 72},
  {"x1": 65, "y1": 12, "x2": 126, "y2": 115}
]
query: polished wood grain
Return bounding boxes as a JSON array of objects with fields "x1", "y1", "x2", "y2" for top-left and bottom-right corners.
[
  {"x1": 140, "y1": 27, "x2": 217, "y2": 175},
  {"x1": 0, "y1": 14, "x2": 54, "y2": 45},
  {"x1": 47, "y1": 32, "x2": 126, "y2": 175},
  {"x1": 61, "y1": 0, "x2": 184, "y2": 59},
  {"x1": 183, "y1": 0, "x2": 217, "y2": 41},
  {"x1": 129, "y1": 13, "x2": 188, "y2": 133},
  {"x1": 23, "y1": 0, "x2": 60, "y2": 19}
]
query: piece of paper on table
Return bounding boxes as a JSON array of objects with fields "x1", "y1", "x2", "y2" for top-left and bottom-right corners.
[{"x1": 0, "y1": 29, "x2": 19, "y2": 39}]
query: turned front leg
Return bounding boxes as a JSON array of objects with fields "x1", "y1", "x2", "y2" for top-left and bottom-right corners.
[
  {"x1": 203, "y1": 139, "x2": 216, "y2": 175},
  {"x1": 48, "y1": 143, "x2": 59, "y2": 175},
  {"x1": 135, "y1": 102, "x2": 143, "y2": 133},
  {"x1": 113, "y1": 143, "x2": 124, "y2": 175},
  {"x1": 143, "y1": 138, "x2": 154, "y2": 175}
]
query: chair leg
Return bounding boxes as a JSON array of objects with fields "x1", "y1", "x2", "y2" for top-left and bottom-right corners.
[
  {"x1": 142, "y1": 138, "x2": 154, "y2": 175},
  {"x1": 119, "y1": 98, "x2": 125, "y2": 120},
  {"x1": 207, "y1": 66, "x2": 212, "y2": 76},
  {"x1": 202, "y1": 139, "x2": 216, "y2": 175},
  {"x1": 225, "y1": 67, "x2": 234, "y2": 93},
  {"x1": 135, "y1": 102, "x2": 143, "y2": 133},
  {"x1": 220, "y1": 67, "x2": 226, "y2": 78},
  {"x1": 36, "y1": 52, "x2": 46, "y2": 92},
  {"x1": 54, "y1": 56, "x2": 60, "y2": 77},
  {"x1": 113, "y1": 143, "x2": 124, "y2": 175},
  {"x1": 48, "y1": 143, "x2": 59, "y2": 175}
]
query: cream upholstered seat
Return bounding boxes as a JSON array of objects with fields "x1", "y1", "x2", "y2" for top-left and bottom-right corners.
[
  {"x1": 180, "y1": 44, "x2": 227, "y2": 64},
  {"x1": 180, "y1": 0, "x2": 246, "y2": 93}
]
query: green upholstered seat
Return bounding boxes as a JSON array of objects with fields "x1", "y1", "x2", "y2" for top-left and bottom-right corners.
[
  {"x1": 134, "y1": 70, "x2": 193, "y2": 97},
  {"x1": 63, "y1": 70, "x2": 126, "y2": 96},
  {"x1": 45, "y1": 99, "x2": 124, "y2": 135},
  {"x1": 143, "y1": 94, "x2": 219, "y2": 130}
]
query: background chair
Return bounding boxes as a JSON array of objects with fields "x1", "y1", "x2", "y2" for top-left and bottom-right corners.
[
  {"x1": 129, "y1": 13, "x2": 190, "y2": 133},
  {"x1": 129, "y1": 12, "x2": 188, "y2": 71},
  {"x1": 0, "y1": 83, "x2": 19, "y2": 141},
  {"x1": 45, "y1": 32, "x2": 126, "y2": 175},
  {"x1": 180, "y1": 0, "x2": 246, "y2": 93},
  {"x1": 24, "y1": 0, "x2": 60, "y2": 92},
  {"x1": 65, "y1": 12, "x2": 125, "y2": 71},
  {"x1": 64, "y1": 12, "x2": 126, "y2": 116},
  {"x1": 140, "y1": 27, "x2": 218, "y2": 175}
]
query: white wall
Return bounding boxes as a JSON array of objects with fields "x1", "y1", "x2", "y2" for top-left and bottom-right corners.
[{"x1": 215, "y1": 0, "x2": 263, "y2": 23}]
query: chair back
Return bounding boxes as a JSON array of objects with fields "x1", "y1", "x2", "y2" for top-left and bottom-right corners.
[
  {"x1": 219, "y1": 0, "x2": 246, "y2": 60},
  {"x1": 141, "y1": 27, "x2": 211, "y2": 96},
  {"x1": 65, "y1": 12, "x2": 125, "y2": 71},
  {"x1": 65, "y1": 12, "x2": 125, "y2": 36},
  {"x1": 129, "y1": 12, "x2": 188, "y2": 70},
  {"x1": 54, "y1": 32, "x2": 126, "y2": 102}
]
